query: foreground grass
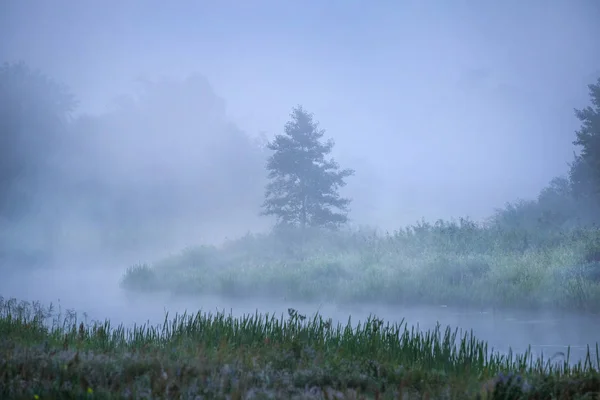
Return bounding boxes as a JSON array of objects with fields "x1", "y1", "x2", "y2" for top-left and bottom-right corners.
[
  {"x1": 1, "y1": 296, "x2": 599, "y2": 399},
  {"x1": 121, "y1": 223, "x2": 600, "y2": 313}
]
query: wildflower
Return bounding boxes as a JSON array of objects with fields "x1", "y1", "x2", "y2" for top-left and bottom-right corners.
[
  {"x1": 34, "y1": 395, "x2": 39, "y2": 399},
  {"x1": 87, "y1": 387, "x2": 93, "y2": 394}
]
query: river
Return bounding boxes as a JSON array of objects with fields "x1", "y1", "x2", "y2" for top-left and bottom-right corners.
[{"x1": 1, "y1": 266, "x2": 598, "y2": 367}]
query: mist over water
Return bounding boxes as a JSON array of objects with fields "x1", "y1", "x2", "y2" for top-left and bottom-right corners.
[{"x1": 2, "y1": 0, "x2": 600, "y2": 372}]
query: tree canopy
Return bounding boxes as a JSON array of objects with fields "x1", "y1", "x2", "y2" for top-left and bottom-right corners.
[
  {"x1": 0, "y1": 61, "x2": 77, "y2": 220},
  {"x1": 261, "y1": 105, "x2": 354, "y2": 229}
]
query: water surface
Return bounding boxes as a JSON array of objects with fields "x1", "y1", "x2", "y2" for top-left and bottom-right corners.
[{"x1": 1, "y1": 266, "x2": 598, "y2": 367}]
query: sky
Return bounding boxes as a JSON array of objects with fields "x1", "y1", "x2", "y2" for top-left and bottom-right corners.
[{"x1": 1, "y1": 0, "x2": 599, "y2": 228}]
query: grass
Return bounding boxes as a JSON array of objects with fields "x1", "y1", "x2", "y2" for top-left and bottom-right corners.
[
  {"x1": 121, "y1": 221, "x2": 600, "y2": 313},
  {"x1": 0, "y1": 296, "x2": 599, "y2": 399}
]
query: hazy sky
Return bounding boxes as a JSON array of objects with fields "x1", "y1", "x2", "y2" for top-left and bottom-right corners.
[{"x1": 2, "y1": 0, "x2": 599, "y2": 227}]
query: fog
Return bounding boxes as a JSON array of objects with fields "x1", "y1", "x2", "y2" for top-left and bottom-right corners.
[
  {"x1": 4, "y1": 0, "x2": 599, "y2": 229},
  {"x1": 1, "y1": 0, "x2": 600, "y2": 364}
]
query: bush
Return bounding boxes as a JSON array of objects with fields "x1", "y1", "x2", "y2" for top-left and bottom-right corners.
[{"x1": 120, "y1": 263, "x2": 159, "y2": 292}]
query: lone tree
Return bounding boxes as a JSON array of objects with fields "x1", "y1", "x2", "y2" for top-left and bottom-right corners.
[{"x1": 261, "y1": 105, "x2": 355, "y2": 229}]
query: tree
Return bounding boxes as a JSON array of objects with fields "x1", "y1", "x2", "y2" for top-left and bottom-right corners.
[
  {"x1": 261, "y1": 105, "x2": 355, "y2": 229},
  {"x1": 569, "y1": 77, "x2": 600, "y2": 219},
  {"x1": 63, "y1": 73, "x2": 268, "y2": 251},
  {"x1": 0, "y1": 61, "x2": 77, "y2": 220}
]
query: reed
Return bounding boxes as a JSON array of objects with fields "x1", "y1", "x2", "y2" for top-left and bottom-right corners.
[{"x1": 1, "y1": 296, "x2": 598, "y2": 398}]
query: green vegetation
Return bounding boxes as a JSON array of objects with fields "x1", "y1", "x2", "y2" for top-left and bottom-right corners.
[
  {"x1": 1, "y1": 296, "x2": 599, "y2": 399},
  {"x1": 121, "y1": 221, "x2": 600, "y2": 312}
]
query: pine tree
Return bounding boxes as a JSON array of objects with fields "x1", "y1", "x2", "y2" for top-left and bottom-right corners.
[
  {"x1": 569, "y1": 78, "x2": 600, "y2": 215},
  {"x1": 261, "y1": 105, "x2": 355, "y2": 229}
]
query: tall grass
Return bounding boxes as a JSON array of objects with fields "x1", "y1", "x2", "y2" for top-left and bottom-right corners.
[
  {"x1": 1, "y1": 296, "x2": 599, "y2": 398},
  {"x1": 121, "y1": 220, "x2": 600, "y2": 312}
]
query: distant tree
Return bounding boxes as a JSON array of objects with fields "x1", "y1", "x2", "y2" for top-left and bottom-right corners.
[
  {"x1": 569, "y1": 77, "x2": 600, "y2": 219},
  {"x1": 59, "y1": 73, "x2": 270, "y2": 251},
  {"x1": 261, "y1": 105, "x2": 355, "y2": 229},
  {"x1": 0, "y1": 61, "x2": 77, "y2": 220}
]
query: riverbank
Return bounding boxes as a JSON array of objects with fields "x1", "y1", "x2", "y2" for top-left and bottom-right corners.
[
  {"x1": 120, "y1": 225, "x2": 600, "y2": 313},
  {"x1": 1, "y1": 296, "x2": 599, "y2": 399}
]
